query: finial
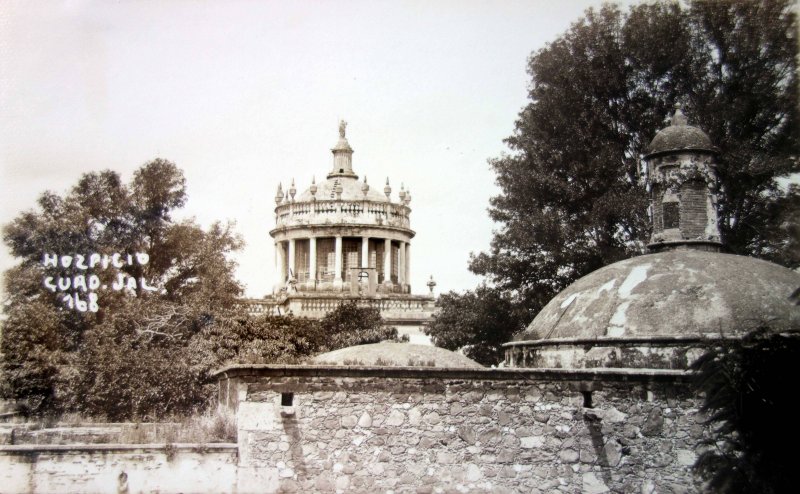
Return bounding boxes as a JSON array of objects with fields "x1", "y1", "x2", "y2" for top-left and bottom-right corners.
[
  {"x1": 384, "y1": 178, "x2": 392, "y2": 200},
  {"x1": 309, "y1": 176, "x2": 317, "y2": 199},
  {"x1": 361, "y1": 176, "x2": 369, "y2": 197},
  {"x1": 339, "y1": 120, "x2": 347, "y2": 138},
  {"x1": 427, "y1": 275, "x2": 437, "y2": 295},
  {"x1": 275, "y1": 183, "x2": 284, "y2": 205},
  {"x1": 670, "y1": 104, "x2": 688, "y2": 126},
  {"x1": 289, "y1": 179, "x2": 296, "y2": 201},
  {"x1": 404, "y1": 187, "x2": 411, "y2": 205},
  {"x1": 399, "y1": 183, "x2": 406, "y2": 201}
]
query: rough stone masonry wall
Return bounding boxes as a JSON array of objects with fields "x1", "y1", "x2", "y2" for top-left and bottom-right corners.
[{"x1": 225, "y1": 368, "x2": 706, "y2": 494}]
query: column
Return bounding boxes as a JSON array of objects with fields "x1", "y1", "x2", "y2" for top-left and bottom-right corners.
[
  {"x1": 277, "y1": 242, "x2": 287, "y2": 283},
  {"x1": 398, "y1": 241, "x2": 406, "y2": 286},
  {"x1": 274, "y1": 242, "x2": 281, "y2": 291},
  {"x1": 309, "y1": 237, "x2": 317, "y2": 284},
  {"x1": 288, "y1": 239, "x2": 296, "y2": 278},
  {"x1": 405, "y1": 243, "x2": 411, "y2": 290},
  {"x1": 383, "y1": 238, "x2": 392, "y2": 286},
  {"x1": 334, "y1": 235, "x2": 343, "y2": 287},
  {"x1": 361, "y1": 237, "x2": 369, "y2": 268}
]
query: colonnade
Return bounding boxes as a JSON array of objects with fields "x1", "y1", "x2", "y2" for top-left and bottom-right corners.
[{"x1": 275, "y1": 235, "x2": 411, "y2": 290}]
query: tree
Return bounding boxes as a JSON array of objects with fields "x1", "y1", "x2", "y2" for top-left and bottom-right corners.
[
  {"x1": 469, "y1": 0, "x2": 798, "y2": 320},
  {"x1": 1, "y1": 159, "x2": 243, "y2": 418},
  {"x1": 692, "y1": 328, "x2": 800, "y2": 493},
  {"x1": 188, "y1": 301, "x2": 402, "y2": 380},
  {"x1": 424, "y1": 285, "x2": 525, "y2": 366}
]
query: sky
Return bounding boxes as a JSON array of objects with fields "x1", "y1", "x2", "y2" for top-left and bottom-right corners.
[{"x1": 0, "y1": 0, "x2": 640, "y2": 299}]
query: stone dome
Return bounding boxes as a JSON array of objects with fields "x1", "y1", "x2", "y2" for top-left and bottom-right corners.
[
  {"x1": 296, "y1": 176, "x2": 389, "y2": 203},
  {"x1": 645, "y1": 108, "x2": 715, "y2": 158},
  {"x1": 515, "y1": 250, "x2": 800, "y2": 343},
  {"x1": 311, "y1": 342, "x2": 483, "y2": 368}
]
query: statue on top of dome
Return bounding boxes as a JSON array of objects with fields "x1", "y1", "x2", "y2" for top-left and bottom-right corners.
[{"x1": 339, "y1": 120, "x2": 347, "y2": 138}]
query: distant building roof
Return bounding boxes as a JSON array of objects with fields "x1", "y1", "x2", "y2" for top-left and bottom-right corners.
[{"x1": 311, "y1": 342, "x2": 483, "y2": 368}]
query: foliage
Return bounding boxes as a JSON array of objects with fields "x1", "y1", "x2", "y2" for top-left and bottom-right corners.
[
  {"x1": 318, "y1": 300, "x2": 400, "y2": 350},
  {"x1": 189, "y1": 300, "x2": 401, "y2": 380},
  {"x1": 1, "y1": 159, "x2": 243, "y2": 418},
  {"x1": 692, "y1": 328, "x2": 800, "y2": 493},
  {"x1": 425, "y1": 285, "x2": 525, "y2": 366},
  {"x1": 469, "y1": 0, "x2": 799, "y2": 320}
]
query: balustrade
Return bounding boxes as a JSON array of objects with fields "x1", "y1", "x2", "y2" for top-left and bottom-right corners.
[{"x1": 275, "y1": 200, "x2": 410, "y2": 229}]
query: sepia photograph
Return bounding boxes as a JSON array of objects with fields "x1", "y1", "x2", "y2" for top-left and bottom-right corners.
[{"x1": 1, "y1": 1, "x2": 798, "y2": 492}]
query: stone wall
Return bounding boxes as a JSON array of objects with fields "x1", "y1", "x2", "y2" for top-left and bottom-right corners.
[
  {"x1": 0, "y1": 444, "x2": 238, "y2": 494},
  {"x1": 218, "y1": 365, "x2": 706, "y2": 493}
]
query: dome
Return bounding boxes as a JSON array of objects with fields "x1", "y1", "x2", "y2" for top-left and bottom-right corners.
[
  {"x1": 296, "y1": 176, "x2": 389, "y2": 203},
  {"x1": 645, "y1": 108, "x2": 715, "y2": 158},
  {"x1": 515, "y1": 250, "x2": 800, "y2": 343},
  {"x1": 311, "y1": 342, "x2": 483, "y2": 368}
]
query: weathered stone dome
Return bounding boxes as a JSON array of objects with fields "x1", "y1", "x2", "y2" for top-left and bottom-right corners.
[
  {"x1": 516, "y1": 250, "x2": 800, "y2": 342},
  {"x1": 645, "y1": 108, "x2": 715, "y2": 158},
  {"x1": 505, "y1": 250, "x2": 800, "y2": 369},
  {"x1": 311, "y1": 342, "x2": 483, "y2": 368}
]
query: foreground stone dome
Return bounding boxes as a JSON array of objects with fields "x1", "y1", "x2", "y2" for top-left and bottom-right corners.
[
  {"x1": 312, "y1": 342, "x2": 482, "y2": 368},
  {"x1": 506, "y1": 250, "x2": 800, "y2": 369}
]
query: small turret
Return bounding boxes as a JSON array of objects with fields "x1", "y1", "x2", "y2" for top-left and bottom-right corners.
[
  {"x1": 384, "y1": 178, "x2": 392, "y2": 200},
  {"x1": 644, "y1": 105, "x2": 721, "y2": 252}
]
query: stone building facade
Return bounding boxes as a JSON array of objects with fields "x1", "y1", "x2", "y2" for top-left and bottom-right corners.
[{"x1": 248, "y1": 122, "x2": 436, "y2": 342}]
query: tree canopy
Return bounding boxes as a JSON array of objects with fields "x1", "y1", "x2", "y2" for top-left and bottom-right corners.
[
  {"x1": 427, "y1": 0, "x2": 798, "y2": 364},
  {"x1": 424, "y1": 285, "x2": 524, "y2": 366},
  {"x1": 1, "y1": 159, "x2": 244, "y2": 417}
]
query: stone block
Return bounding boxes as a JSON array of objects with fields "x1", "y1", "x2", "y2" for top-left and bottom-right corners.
[
  {"x1": 357, "y1": 412, "x2": 372, "y2": 428},
  {"x1": 559, "y1": 449, "x2": 579, "y2": 463},
  {"x1": 520, "y1": 436, "x2": 544, "y2": 449}
]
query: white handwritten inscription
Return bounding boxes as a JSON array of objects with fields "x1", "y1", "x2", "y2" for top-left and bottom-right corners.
[{"x1": 41, "y1": 252, "x2": 157, "y2": 312}]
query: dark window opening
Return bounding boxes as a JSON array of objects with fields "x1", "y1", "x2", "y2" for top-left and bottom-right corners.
[
  {"x1": 281, "y1": 392, "x2": 294, "y2": 407},
  {"x1": 581, "y1": 391, "x2": 593, "y2": 408},
  {"x1": 339, "y1": 168, "x2": 344, "y2": 173},
  {"x1": 663, "y1": 202, "x2": 680, "y2": 229}
]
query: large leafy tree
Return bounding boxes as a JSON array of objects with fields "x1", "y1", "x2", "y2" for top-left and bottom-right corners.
[
  {"x1": 427, "y1": 1, "x2": 798, "y2": 364},
  {"x1": 1, "y1": 159, "x2": 243, "y2": 417},
  {"x1": 424, "y1": 285, "x2": 524, "y2": 366}
]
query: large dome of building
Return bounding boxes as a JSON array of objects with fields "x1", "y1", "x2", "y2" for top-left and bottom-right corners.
[{"x1": 295, "y1": 176, "x2": 391, "y2": 203}]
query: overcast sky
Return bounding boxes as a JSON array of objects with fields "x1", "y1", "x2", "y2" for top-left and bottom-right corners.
[{"x1": 1, "y1": 0, "x2": 640, "y2": 299}]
